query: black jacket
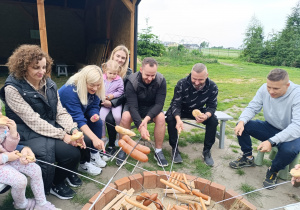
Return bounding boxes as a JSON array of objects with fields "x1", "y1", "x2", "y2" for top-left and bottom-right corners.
[
  {"x1": 126, "y1": 71, "x2": 166, "y2": 128},
  {"x1": 0, "y1": 75, "x2": 59, "y2": 193},
  {"x1": 167, "y1": 74, "x2": 218, "y2": 117}
]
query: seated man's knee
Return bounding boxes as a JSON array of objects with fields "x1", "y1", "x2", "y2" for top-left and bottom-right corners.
[
  {"x1": 154, "y1": 112, "x2": 166, "y2": 126},
  {"x1": 121, "y1": 111, "x2": 132, "y2": 125}
]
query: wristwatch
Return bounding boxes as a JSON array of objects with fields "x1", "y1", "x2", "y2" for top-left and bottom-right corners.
[{"x1": 268, "y1": 139, "x2": 276, "y2": 147}]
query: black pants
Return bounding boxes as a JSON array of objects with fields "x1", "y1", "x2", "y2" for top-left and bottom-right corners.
[
  {"x1": 166, "y1": 111, "x2": 218, "y2": 151},
  {"x1": 52, "y1": 136, "x2": 92, "y2": 185},
  {"x1": 106, "y1": 111, "x2": 117, "y2": 147}
]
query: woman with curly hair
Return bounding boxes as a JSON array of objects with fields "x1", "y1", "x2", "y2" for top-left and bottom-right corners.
[{"x1": 0, "y1": 44, "x2": 86, "y2": 200}]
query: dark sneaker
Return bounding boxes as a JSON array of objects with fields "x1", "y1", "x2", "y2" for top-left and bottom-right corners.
[
  {"x1": 263, "y1": 168, "x2": 278, "y2": 190},
  {"x1": 66, "y1": 174, "x2": 82, "y2": 187},
  {"x1": 229, "y1": 156, "x2": 255, "y2": 169},
  {"x1": 50, "y1": 182, "x2": 76, "y2": 200},
  {"x1": 102, "y1": 146, "x2": 117, "y2": 161},
  {"x1": 116, "y1": 150, "x2": 126, "y2": 166},
  {"x1": 202, "y1": 150, "x2": 214, "y2": 166},
  {"x1": 154, "y1": 151, "x2": 168, "y2": 167},
  {"x1": 172, "y1": 148, "x2": 183, "y2": 163}
]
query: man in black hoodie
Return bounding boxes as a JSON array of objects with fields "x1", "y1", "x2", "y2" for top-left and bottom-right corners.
[
  {"x1": 166, "y1": 63, "x2": 218, "y2": 166},
  {"x1": 118, "y1": 57, "x2": 168, "y2": 167}
]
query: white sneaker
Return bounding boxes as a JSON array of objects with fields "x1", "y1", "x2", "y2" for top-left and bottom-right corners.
[
  {"x1": 90, "y1": 152, "x2": 107, "y2": 168},
  {"x1": 78, "y1": 162, "x2": 102, "y2": 176}
]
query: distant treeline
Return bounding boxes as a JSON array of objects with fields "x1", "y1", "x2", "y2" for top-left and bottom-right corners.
[{"x1": 241, "y1": 1, "x2": 300, "y2": 68}]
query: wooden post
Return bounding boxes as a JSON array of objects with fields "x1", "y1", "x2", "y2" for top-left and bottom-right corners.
[
  {"x1": 122, "y1": 0, "x2": 136, "y2": 70},
  {"x1": 37, "y1": 0, "x2": 48, "y2": 53}
]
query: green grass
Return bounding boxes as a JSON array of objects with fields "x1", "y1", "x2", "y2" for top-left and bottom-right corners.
[
  {"x1": 239, "y1": 183, "x2": 262, "y2": 199},
  {"x1": 235, "y1": 169, "x2": 245, "y2": 176}
]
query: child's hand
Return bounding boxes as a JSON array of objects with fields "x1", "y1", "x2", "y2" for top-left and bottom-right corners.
[
  {"x1": 6, "y1": 119, "x2": 18, "y2": 138},
  {"x1": 7, "y1": 151, "x2": 20, "y2": 162},
  {"x1": 90, "y1": 114, "x2": 100, "y2": 122},
  {"x1": 106, "y1": 94, "x2": 114, "y2": 101},
  {"x1": 19, "y1": 147, "x2": 36, "y2": 164}
]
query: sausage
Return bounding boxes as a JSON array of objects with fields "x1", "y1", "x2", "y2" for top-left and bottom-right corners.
[
  {"x1": 199, "y1": 197, "x2": 207, "y2": 210},
  {"x1": 192, "y1": 190, "x2": 209, "y2": 201},
  {"x1": 160, "y1": 179, "x2": 186, "y2": 193},
  {"x1": 136, "y1": 192, "x2": 150, "y2": 201},
  {"x1": 122, "y1": 135, "x2": 151, "y2": 154},
  {"x1": 143, "y1": 193, "x2": 158, "y2": 206},
  {"x1": 173, "y1": 205, "x2": 188, "y2": 210},
  {"x1": 71, "y1": 132, "x2": 83, "y2": 141},
  {"x1": 125, "y1": 197, "x2": 152, "y2": 210},
  {"x1": 16, "y1": 152, "x2": 35, "y2": 161},
  {"x1": 179, "y1": 182, "x2": 191, "y2": 194},
  {"x1": 192, "y1": 109, "x2": 202, "y2": 118},
  {"x1": 115, "y1": 125, "x2": 136, "y2": 137},
  {"x1": 118, "y1": 139, "x2": 148, "y2": 162},
  {"x1": 154, "y1": 198, "x2": 163, "y2": 209}
]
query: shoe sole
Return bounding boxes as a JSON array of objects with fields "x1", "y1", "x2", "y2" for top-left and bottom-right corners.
[
  {"x1": 78, "y1": 167, "x2": 101, "y2": 176},
  {"x1": 90, "y1": 160, "x2": 107, "y2": 168},
  {"x1": 65, "y1": 178, "x2": 81, "y2": 188},
  {"x1": 154, "y1": 155, "x2": 168, "y2": 167},
  {"x1": 229, "y1": 163, "x2": 255, "y2": 169},
  {"x1": 202, "y1": 155, "x2": 214, "y2": 167},
  {"x1": 50, "y1": 189, "x2": 74, "y2": 200},
  {"x1": 263, "y1": 183, "x2": 276, "y2": 190}
]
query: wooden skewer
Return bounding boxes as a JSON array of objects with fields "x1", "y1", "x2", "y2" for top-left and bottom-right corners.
[
  {"x1": 160, "y1": 179, "x2": 186, "y2": 193},
  {"x1": 199, "y1": 197, "x2": 207, "y2": 210}
]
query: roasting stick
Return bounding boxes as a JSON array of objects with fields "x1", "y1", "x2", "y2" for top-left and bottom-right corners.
[{"x1": 89, "y1": 137, "x2": 143, "y2": 210}]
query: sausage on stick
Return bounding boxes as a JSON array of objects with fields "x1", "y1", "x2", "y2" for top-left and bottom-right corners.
[
  {"x1": 118, "y1": 139, "x2": 148, "y2": 162},
  {"x1": 125, "y1": 198, "x2": 152, "y2": 210},
  {"x1": 122, "y1": 135, "x2": 150, "y2": 154}
]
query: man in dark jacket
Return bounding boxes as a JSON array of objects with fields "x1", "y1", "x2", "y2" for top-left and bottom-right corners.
[
  {"x1": 166, "y1": 63, "x2": 218, "y2": 166},
  {"x1": 118, "y1": 57, "x2": 168, "y2": 167}
]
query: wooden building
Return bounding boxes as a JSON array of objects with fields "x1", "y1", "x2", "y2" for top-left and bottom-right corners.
[{"x1": 0, "y1": 0, "x2": 141, "y2": 72}]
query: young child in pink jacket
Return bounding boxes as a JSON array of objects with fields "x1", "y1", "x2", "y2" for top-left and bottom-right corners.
[{"x1": 0, "y1": 112, "x2": 59, "y2": 210}]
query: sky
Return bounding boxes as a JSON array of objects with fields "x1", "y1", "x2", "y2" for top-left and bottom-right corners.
[{"x1": 137, "y1": 0, "x2": 300, "y2": 48}]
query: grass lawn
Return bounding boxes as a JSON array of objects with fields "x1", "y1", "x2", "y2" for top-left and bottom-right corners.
[{"x1": 0, "y1": 56, "x2": 299, "y2": 209}]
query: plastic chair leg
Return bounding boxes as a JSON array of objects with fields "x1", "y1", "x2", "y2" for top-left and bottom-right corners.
[{"x1": 255, "y1": 150, "x2": 265, "y2": 166}]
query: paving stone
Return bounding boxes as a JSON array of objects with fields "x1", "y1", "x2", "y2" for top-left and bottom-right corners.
[
  {"x1": 194, "y1": 177, "x2": 211, "y2": 195},
  {"x1": 89, "y1": 191, "x2": 105, "y2": 210},
  {"x1": 156, "y1": 171, "x2": 170, "y2": 188},
  {"x1": 209, "y1": 182, "x2": 226, "y2": 202},
  {"x1": 223, "y1": 189, "x2": 243, "y2": 209},
  {"x1": 129, "y1": 173, "x2": 143, "y2": 191},
  {"x1": 115, "y1": 177, "x2": 131, "y2": 191},
  {"x1": 143, "y1": 171, "x2": 157, "y2": 189}
]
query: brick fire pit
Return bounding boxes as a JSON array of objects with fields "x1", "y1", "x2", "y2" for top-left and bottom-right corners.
[{"x1": 82, "y1": 171, "x2": 256, "y2": 210}]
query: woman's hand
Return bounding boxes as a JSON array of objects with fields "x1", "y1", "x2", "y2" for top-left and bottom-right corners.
[
  {"x1": 19, "y1": 146, "x2": 36, "y2": 164},
  {"x1": 92, "y1": 138, "x2": 105, "y2": 152},
  {"x1": 101, "y1": 100, "x2": 112, "y2": 108},
  {"x1": 7, "y1": 151, "x2": 20, "y2": 162},
  {"x1": 73, "y1": 129, "x2": 86, "y2": 149},
  {"x1": 6, "y1": 119, "x2": 18, "y2": 138},
  {"x1": 90, "y1": 114, "x2": 100, "y2": 123}
]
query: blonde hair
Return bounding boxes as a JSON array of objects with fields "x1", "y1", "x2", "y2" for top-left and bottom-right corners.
[
  {"x1": 66, "y1": 65, "x2": 105, "y2": 105},
  {"x1": 102, "y1": 60, "x2": 122, "y2": 75},
  {"x1": 109, "y1": 45, "x2": 129, "y2": 78}
]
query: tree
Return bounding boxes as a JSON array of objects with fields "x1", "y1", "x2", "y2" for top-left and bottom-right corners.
[
  {"x1": 242, "y1": 16, "x2": 265, "y2": 63},
  {"x1": 200, "y1": 41, "x2": 209, "y2": 49},
  {"x1": 137, "y1": 18, "x2": 165, "y2": 57}
]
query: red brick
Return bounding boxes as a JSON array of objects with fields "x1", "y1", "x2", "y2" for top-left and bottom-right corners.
[
  {"x1": 194, "y1": 177, "x2": 211, "y2": 195},
  {"x1": 89, "y1": 191, "x2": 105, "y2": 210},
  {"x1": 143, "y1": 171, "x2": 157, "y2": 189},
  {"x1": 115, "y1": 177, "x2": 131, "y2": 192},
  {"x1": 223, "y1": 189, "x2": 243, "y2": 209},
  {"x1": 209, "y1": 182, "x2": 226, "y2": 202},
  {"x1": 129, "y1": 173, "x2": 143, "y2": 191},
  {"x1": 81, "y1": 203, "x2": 93, "y2": 210},
  {"x1": 156, "y1": 171, "x2": 170, "y2": 188},
  {"x1": 240, "y1": 198, "x2": 257, "y2": 210},
  {"x1": 102, "y1": 183, "x2": 117, "y2": 205}
]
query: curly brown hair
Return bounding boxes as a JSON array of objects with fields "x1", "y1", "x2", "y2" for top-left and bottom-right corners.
[{"x1": 6, "y1": 44, "x2": 53, "y2": 80}]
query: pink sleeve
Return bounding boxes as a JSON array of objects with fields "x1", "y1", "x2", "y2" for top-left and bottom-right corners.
[{"x1": 0, "y1": 127, "x2": 20, "y2": 152}]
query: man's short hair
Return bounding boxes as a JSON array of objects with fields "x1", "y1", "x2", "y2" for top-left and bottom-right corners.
[
  {"x1": 142, "y1": 57, "x2": 158, "y2": 67},
  {"x1": 267, "y1": 68, "x2": 289, "y2": 82},
  {"x1": 191, "y1": 63, "x2": 207, "y2": 73}
]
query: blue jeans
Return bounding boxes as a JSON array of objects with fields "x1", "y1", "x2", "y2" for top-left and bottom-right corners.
[
  {"x1": 87, "y1": 118, "x2": 103, "y2": 154},
  {"x1": 238, "y1": 120, "x2": 300, "y2": 172}
]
